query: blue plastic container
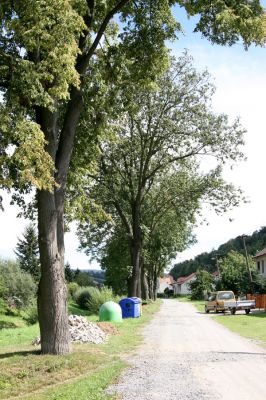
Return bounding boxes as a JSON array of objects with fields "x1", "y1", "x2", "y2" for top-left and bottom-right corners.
[{"x1": 119, "y1": 297, "x2": 141, "y2": 318}]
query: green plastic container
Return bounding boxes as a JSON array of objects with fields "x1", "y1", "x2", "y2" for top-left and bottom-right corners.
[{"x1": 99, "y1": 301, "x2": 122, "y2": 322}]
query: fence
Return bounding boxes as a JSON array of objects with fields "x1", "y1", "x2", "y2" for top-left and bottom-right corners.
[{"x1": 247, "y1": 294, "x2": 266, "y2": 310}]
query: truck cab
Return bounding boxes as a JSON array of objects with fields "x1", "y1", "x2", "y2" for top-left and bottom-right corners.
[{"x1": 205, "y1": 291, "x2": 235, "y2": 313}]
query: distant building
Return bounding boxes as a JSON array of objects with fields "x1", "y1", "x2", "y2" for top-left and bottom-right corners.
[
  {"x1": 254, "y1": 249, "x2": 266, "y2": 277},
  {"x1": 158, "y1": 274, "x2": 175, "y2": 294},
  {"x1": 173, "y1": 273, "x2": 196, "y2": 295}
]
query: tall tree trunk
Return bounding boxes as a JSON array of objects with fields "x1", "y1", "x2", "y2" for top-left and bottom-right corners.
[
  {"x1": 37, "y1": 189, "x2": 70, "y2": 354},
  {"x1": 141, "y1": 259, "x2": 149, "y2": 300},
  {"x1": 129, "y1": 238, "x2": 141, "y2": 297},
  {"x1": 36, "y1": 93, "x2": 82, "y2": 354}
]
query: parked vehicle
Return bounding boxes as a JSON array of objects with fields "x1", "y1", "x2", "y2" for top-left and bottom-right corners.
[{"x1": 205, "y1": 291, "x2": 255, "y2": 315}]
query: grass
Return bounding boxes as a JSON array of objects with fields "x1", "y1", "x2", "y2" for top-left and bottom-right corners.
[
  {"x1": 213, "y1": 312, "x2": 266, "y2": 346},
  {"x1": 175, "y1": 296, "x2": 266, "y2": 346},
  {"x1": 0, "y1": 299, "x2": 161, "y2": 399}
]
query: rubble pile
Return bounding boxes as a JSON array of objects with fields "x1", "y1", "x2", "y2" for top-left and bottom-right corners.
[
  {"x1": 32, "y1": 315, "x2": 108, "y2": 346},
  {"x1": 69, "y1": 315, "x2": 107, "y2": 344}
]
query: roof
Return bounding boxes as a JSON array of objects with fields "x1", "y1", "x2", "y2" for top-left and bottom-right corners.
[
  {"x1": 212, "y1": 271, "x2": 220, "y2": 277},
  {"x1": 176, "y1": 273, "x2": 196, "y2": 285},
  {"x1": 254, "y1": 248, "x2": 266, "y2": 258},
  {"x1": 159, "y1": 275, "x2": 175, "y2": 285}
]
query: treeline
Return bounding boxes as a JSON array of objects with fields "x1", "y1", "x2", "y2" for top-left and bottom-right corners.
[{"x1": 170, "y1": 226, "x2": 266, "y2": 279}]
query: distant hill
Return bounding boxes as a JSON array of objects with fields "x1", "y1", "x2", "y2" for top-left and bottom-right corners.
[
  {"x1": 81, "y1": 269, "x2": 105, "y2": 284},
  {"x1": 170, "y1": 226, "x2": 266, "y2": 280}
]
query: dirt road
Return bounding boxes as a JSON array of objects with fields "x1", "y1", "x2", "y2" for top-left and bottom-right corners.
[{"x1": 108, "y1": 299, "x2": 266, "y2": 400}]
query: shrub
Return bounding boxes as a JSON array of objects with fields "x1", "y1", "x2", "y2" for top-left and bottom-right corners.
[
  {"x1": 0, "y1": 298, "x2": 7, "y2": 314},
  {"x1": 87, "y1": 287, "x2": 117, "y2": 315},
  {"x1": 0, "y1": 259, "x2": 37, "y2": 308},
  {"x1": 74, "y1": 287, "x2": 94, "y2": 309},
  {"x1": 67, "y1": 282, "x2": 79, "y2": 299},
  {"x1": 22, "y1": 302, "x2": 39, "y2": 325}
]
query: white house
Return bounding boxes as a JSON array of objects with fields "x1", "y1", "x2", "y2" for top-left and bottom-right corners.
[
  {"x1": 173, "y1": 273, "x2": 196, "y2": 295},
  {"x1": 158, "y1": 274, "x2": 175, "y2": 294},
  {"x1": 253, "y1": 248, "x2": 266, "y2": 277}
]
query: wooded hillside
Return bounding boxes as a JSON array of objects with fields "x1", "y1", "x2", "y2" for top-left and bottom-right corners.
[{"x1": 170, "y1": 227, "x2": 266, "y2": 279}]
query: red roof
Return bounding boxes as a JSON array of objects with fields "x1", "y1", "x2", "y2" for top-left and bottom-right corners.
[
  {"x1": 176, "y1": 273, "x2": 196, "y2": 285},
  {"x1": 254, "y1": 248, "x2": 266, "y2": 258},
  {"x1": 212, "y1": 271, "x2": 220, "y2": 277},
  {"x1": 159, "y1": 275, "x2": 175, "y2": 284}
]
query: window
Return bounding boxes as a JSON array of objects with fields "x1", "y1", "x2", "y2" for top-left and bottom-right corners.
[
  {"x1": 257, "y1": 261, "x2": 260, "y2": 272},
  {"x1": 262, "y1": 260, "x2": 265, "y2": 274},
  {"x1": 217, "y1": 292, "x2": 234, "y2": 300}
]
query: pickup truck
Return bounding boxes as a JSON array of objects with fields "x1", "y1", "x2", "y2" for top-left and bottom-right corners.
[{"x1": 205, "y1": 291, "x2": 255, "y2": 315}]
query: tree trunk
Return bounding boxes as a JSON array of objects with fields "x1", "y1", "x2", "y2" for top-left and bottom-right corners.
[
  {"x1": 37, "y1": 189, "x2": 70, "y2": 354},
  {"x1": 129, "y1": 238, "x2": 141, "y2": 297},
  {"x1": 141, "y1": 260, "x2": 149, "y2": 300},
  {"x1": 36, "y1": 97, "x2": 82, "y2": 354}
]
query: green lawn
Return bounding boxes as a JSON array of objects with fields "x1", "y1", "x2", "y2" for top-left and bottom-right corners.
[
  {"x1": 213, "y1": 312, "x2": 266, "y2": 346},
  {"x1": 0, "y1": 300, "x2": 161, "y2": 400},
  {"x1": 175, "y1": 297, "x2": 266, "y2": 346}
]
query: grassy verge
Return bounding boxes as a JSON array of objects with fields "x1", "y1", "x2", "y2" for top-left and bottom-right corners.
[
  {"x1": 213, "y1": 312, "x2": 266, "y2": 346},
  {"x1": 0, "y1": 300, "x2": 161, "y2": 400},
  {"x1": 175, "y1": 296, "x2": 205, "y2": 312},
  {"x1": 175, "y1": 296, "x2": 266, "y2": 346}
]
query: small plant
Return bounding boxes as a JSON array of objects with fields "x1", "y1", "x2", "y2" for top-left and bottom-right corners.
[
  {"x1": 74, "y1": 287, "x2": 94, "y2": 309},
  {"x1": 87, "y1": 287, "x2": 117, "y2": 315},
  {"x1": 22, "y1": 302, "x2": 39, "y2": 325},
  {"x1": 67, "y1": 282, "x2": 79, "y2": 299}
]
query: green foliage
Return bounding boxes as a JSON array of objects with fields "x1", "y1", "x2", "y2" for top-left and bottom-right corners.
[
  {"x1": 86, "y1": 287, "x2": 118, "y2": 315},
  {"x1": 171, "y1": 226, "x2": 266, "y2": 280},
  {"x1": 75, "y1": 271, "x2": 95, "y2": 287},
  {"x1": 67, "y1": 282, "x2": 79, "y2": 299},
  {"x1": 15, "y1": 223, "x2": 40, "y2": 280},
  {"x1": 22, "y1": 302, "x2": 39, "y2": 325},
  {"x1": 65, "y1": 262, "x2": 75, "y2": 283},
  {"x1": 74, "y1": 287, "x2": 95, "y2": 309},
  {"x1": 189, "y1": 270, "x2": 214, "y2": 300},
  {"x1": 217, "y1": 251, "x2": 256, "y2": 295},
  {"x1": 0, "y1": 259, "x2": 37, "y2": 308}
]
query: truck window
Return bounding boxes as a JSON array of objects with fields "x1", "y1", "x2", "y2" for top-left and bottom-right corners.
[{"x1": 217, "y1": 292, "x2": 234, "y2": 300}]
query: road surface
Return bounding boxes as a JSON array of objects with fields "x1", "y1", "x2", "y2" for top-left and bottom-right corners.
[{"x1": 108, "y1": 299, "x2": 266, "y2": 400}]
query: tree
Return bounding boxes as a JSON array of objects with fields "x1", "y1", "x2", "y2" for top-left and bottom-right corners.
[
  {"x1": 0, "y1": 259, "x2": 37, "y2": 308},
  {"x1": 189, "y1": 270, "x2": 214, "y2": 300},
  {"x1": 15, "y1": 224, "x2": 40, "y2": 280},
  {"x1": 75, "y1": 271, "x2": 95, "y2": 287},
  {"x1": 64, "y1": 262, "x2": 74, "y2": 283},
  {"x1": 78, "y1": 54, "x2": 247, "y2": 298},
  {"x1": 1, "y1": 1, "x2": 265, "y2": 354},
  {"x1": 217, "y1": 251, "x2": 256, "y2": 295}
]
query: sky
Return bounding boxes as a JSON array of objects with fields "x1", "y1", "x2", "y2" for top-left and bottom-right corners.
[{"x1": 1, "y1": 3, "x2": 266, "y2": 270}]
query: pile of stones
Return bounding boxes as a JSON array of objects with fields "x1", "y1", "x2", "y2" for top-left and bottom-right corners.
[
  {"x1": 32, "y1": 315, "x2": 107, "y2": 346},
  {"x1": 69, "y1": 315, "x2": 107, "y2": 344}
]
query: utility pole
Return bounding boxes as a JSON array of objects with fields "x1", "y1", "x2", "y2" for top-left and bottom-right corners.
[{"x1": 242, "y1": 235, "x2": 254, "y2": 294}]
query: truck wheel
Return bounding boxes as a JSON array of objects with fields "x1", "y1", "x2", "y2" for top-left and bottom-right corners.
[
  {"x1": 205, "y1": 306, "x2": 209, "y2": 314},
  {"x1": 230, "y1": 308, "x2": 236, "y2": 315},
  {"x1": 245, "y1": 309, "x2": 250, "y2": 315}
]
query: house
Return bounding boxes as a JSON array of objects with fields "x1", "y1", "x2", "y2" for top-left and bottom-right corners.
[
  {"x1": 158, "y1": 274, "x2": 175, "y2": 294},
  {"x1": 173, "y1": 273, "x2": 196, "y2": 295},
  {"x1": 212, "y1": 271, "x2": 220, "y2": 281},
  {"x1": 253, "y1": 248, "x2": 266, "y2": 277}
]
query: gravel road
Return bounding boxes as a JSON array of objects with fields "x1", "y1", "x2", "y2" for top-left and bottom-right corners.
[{"x1": 107, "y1": 299, "x2": 266, "y2": 400}]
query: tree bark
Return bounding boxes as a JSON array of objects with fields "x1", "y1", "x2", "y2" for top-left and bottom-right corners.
[
  {"x1": 37, "y1": 189, "x2": 70, "y2": 354},
  {"x1": 129, "y1": 237, "x2": 141, "y2": 297}
]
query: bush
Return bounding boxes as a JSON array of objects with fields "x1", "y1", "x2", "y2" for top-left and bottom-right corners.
[
  {"x1": 0, "y1": 298, "x2": 7, "y2": 314},
  {"x1": 0, "y1": 259, "x2": 37, "y2": 308},
  {"x1": 87, "y1": 287, "x2": 117, "y2": 315},
  {"x1": 22, "y1": 302, "x2": 39, "y2": 325},
  {"x1": 67, "y1": 282, "x2": 79, "y2": 299},
  {"x1": 74, "y1": 287, "x2": 95, "y2": 309}
]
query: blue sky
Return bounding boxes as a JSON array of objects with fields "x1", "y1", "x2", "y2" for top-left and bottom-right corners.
[{"x1": 1, "y1": 2, "x2": 266, "y2": 269}]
